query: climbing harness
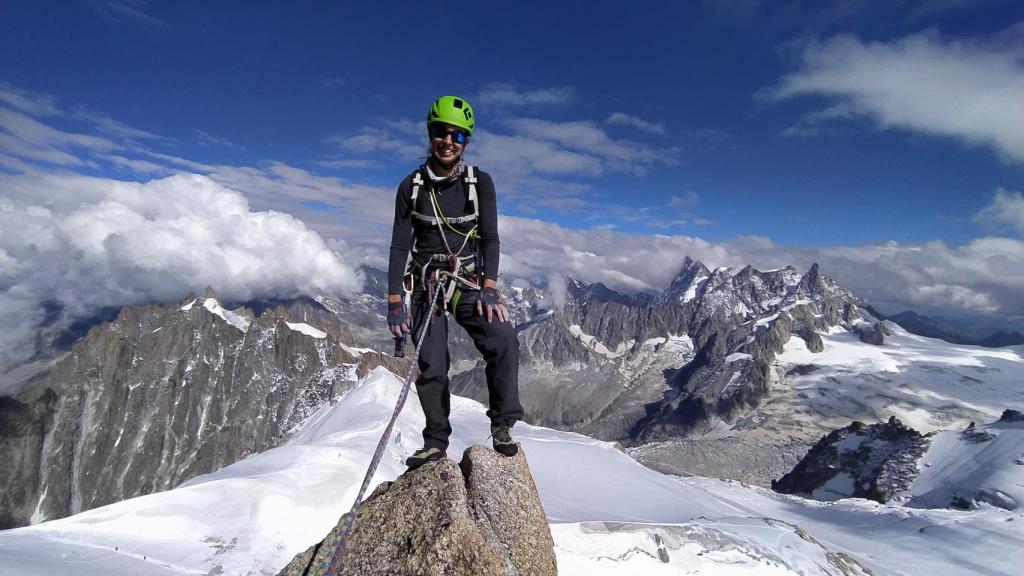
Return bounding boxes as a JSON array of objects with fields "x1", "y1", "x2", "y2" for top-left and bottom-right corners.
[
  {"x1": 409, "y1": 165, "x2": 479, "y2": 230},
  {"x1": 409, "y1": 165, "x2": 483, "y2": 314}
]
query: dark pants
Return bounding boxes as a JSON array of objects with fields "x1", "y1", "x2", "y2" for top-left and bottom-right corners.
[{"x1": 410, "y1": 286, "x2": 523, "y2": 451}]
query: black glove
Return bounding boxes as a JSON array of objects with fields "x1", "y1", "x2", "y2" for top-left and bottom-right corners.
[
  {"x1": 387, "y1": 301, "x2": 411, "y2": 336},
  {"x1": 475, "y1": 287, "x2": 509, "y2": 324}
]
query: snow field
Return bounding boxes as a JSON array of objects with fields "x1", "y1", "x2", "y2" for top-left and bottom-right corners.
[
  {"x1": 776, "y1": 321, "x2": 1024, "y2": 432},
  {"x1": 0, "y1": 367, "x2": 1021, "y2": 575}
]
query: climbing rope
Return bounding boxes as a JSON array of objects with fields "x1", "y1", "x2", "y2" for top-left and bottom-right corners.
[
  {"x1": 319, "y1": 265, "x2": 480, "y2": 574},
  {"x1": 319, "y1": 272, "x2": 443, "y2": 574}
]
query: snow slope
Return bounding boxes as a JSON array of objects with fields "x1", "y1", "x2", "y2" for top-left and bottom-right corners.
[
  {"x1": 1, "y1": 368, "x2": 1021, "y2": 575},
  {"x1": 906, "y1": 418, "x2": 1024, "y2": 511},
  {"x1": 776, "y1": 321, "x2": 1024, "y2": 432}
]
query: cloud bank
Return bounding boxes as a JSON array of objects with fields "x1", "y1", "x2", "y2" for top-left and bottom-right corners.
[
  {"x1": 498, "y1": 211, "x2": 1024, "y2": 324},
  {"x1": 768, "y1": 27, "x2": 1024, "y2": 162},
  {"x1": 0, "y1": 171, "x2": 362, "y2": 372}
]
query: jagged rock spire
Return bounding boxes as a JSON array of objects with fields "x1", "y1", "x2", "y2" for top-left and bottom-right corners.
[
  {"x1": 663, "y1": 256, "x2": 712, "y2": 304},
  {"x1": 797, "y1": 263, "x2": 823, "y2": 296}
]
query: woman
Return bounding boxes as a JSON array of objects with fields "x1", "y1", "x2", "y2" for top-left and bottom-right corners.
[{"x1": 387, "y1": 95, "x2": 523, "y2": 469}]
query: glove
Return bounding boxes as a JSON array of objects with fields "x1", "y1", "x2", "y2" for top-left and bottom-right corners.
[
  {"x1": 387, "y1": 301, "x2": 411, "y2": 336},
  {"x1": 475, "y1": 287, "x2": 509, "y2": 324}
]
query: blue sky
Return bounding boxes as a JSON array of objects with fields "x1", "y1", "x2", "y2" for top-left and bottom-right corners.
[{"x1": 2, "y1": 0, "x2": 1024, "y2": 338}]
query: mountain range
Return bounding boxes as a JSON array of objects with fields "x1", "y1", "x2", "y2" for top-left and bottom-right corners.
[{"x1": 1, "y1": 257, "x2": 1021, "y2": 533}]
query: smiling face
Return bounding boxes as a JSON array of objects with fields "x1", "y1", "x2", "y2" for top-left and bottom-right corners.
[{"x1": 429, "y1": 122, "x2": 468, "y2": 167}]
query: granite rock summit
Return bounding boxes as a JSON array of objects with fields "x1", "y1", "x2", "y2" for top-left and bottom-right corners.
[{"x1": 277, "y1": 444, "x2": 557, "y2": 576}]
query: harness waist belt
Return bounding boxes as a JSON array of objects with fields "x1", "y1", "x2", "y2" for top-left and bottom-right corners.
[{"x1": 410, "y1": 212, "x2": 478, "y2": 225}]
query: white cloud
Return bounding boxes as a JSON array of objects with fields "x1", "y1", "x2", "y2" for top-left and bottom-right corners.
[
  {"x1": 606, "y1": 112, "x2": 667, "y2": 135},
  {"x1": 475, "y1": 83, "x2": 575, "y2": 108},
  {"x1": 974, "y1": 188, "x2": 1024, "y2": 236},
  {"x1": 0, "y1": 82, "x2": 61, "y2": 116},
  {"x1": 320, "y1": 107, "x2": 679, "y2": 217},
  {"x1": 93, "y1": 0, "x2": 169, "y2": 28},
  {"x1": 494, "y1": 217, "x2": 1024, "y2": 325},
  {"x1": 204, "y1": 162, "x2": 395, "y2": 248},
  {"x1": 767, "y1": 28, "x2": 1024, "y2": 162},
  {"x1": 729, "y1": 235, "x2": 1024, "y2": 321},
  {"x1": 470, "y1": 130, "x2": 604, "y2": 177},
  {"x1": 106, "y1": 154, "x2": 168, "y2": 173},
  {"x1": 0, "y1": 172, "x2": 362, "y2": 372},
  {"x1": 326, "y1": 125, "x2": 425, "y2": 162},
  {"x1": 0, "y1": 107, "x2": 119, "y2": 167},
  {"x1": 74, "y1": 107, "x2": 164, "y2": 142},
  {"x1": 196, "y1": 129, "x2": 242, "y2": 150},
  {"x1": 501, "y1": 118, "x2": 679, "y2": 175},
  {"x1": 498, "y1": 216, "x2": 736, "y2": 292},
  {"x1": 668, "y1": 192, "x2": 699, "y2": 208}
]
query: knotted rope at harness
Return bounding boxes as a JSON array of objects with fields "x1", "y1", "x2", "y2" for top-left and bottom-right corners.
[{"x1": 319, "y1": 266, "x2": 479, "y2": 574}]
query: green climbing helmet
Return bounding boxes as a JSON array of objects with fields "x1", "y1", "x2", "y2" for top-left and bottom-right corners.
[{"x1": 427, "y1": 95, "x2": 475, "y2": 136}]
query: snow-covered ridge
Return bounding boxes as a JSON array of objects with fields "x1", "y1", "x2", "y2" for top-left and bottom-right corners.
[
  {"x1": 199, "y1": 298, "x2": 252, "y2": 332},
  {"x1": 1, "y1": 368, "x2": 1020, "y2": 576},
  {"x1": 285, "y1": 322, "x2": 326, "y2": 339},
  {"x1": 568, "y1": 324, "x2": 633, "y2": 358}
]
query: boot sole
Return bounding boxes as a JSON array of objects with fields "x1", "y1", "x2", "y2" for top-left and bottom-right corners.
[
  {"x1": 493, "y1": 444, "x2": 518, "y2": 457},
  {"x1": 405, "y1": 452, "x2": 445, "y2": 469}
]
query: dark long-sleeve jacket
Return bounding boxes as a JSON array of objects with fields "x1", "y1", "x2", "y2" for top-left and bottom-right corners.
[{"x1": 387, "y1": 167, "x2": 500, "y2": 295}]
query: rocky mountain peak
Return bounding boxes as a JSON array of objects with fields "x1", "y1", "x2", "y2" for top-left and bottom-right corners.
[
  {"x1": 565, "y1": 277, "x2": 636, "y2": 307},
  {"x1": 662, "y1": 256, "x2": 712, "y2": 304},
  {"x1": 202, "y1": 285, "x2": 218, "y2": 300},
  {"x1": 797, "y1": 262, "x2": 823, "y2": 296}
]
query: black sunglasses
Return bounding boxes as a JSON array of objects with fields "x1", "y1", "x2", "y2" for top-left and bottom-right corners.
[{"x1": 428, "y1": 124, "x2": 468, "y2": 144}]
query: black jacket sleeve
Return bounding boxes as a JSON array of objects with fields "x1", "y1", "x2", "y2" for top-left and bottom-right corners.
[
  {"x1": 476, "y1": 171, "x2": 500, "y2": 283},
  {"x1": 387, "y1": 176, "x2": 413, "y2": 295}
]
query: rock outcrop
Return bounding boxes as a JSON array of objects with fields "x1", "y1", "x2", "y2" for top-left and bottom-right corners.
[
  {"x1": 857, "y1": 321, "x2": 889, "y2": 345},
  {"x1": 999, "y1": 409, "x2": 1024, "y2": 423},
  {"x1": 278, "y1": 444, "x2": 557, "y2": 576},
  {"x1": 772, "y1": 416, "x2": 931, "y2": 503}
]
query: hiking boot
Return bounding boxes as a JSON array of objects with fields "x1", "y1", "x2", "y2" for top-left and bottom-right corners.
[
  {"x1": 405, "y1": 447, "x2": 445, "y2": 469},
  {"x1": 491, "y1": 423, "x2": 518, "y2": 456}
]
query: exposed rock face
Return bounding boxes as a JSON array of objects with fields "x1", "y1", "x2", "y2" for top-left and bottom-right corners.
[
  {"x1": 857, "y1": 321, "x2": 889, "y2": 345},
  {"x1": 0, "y1": 293, "x2": 403, "y2": 528},
  {"x1": 772, "y1": 416, "x2": 931, "y2": 503},
  {"x1": 277, "y1": 444, "x2": 556, "y2": 576},
  {"x1": 999, "y1": 409, "x2": 1024, "y2": 423},
  {"x1": 0, "y1": 391, "x2": 57, "y2": 528}
]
